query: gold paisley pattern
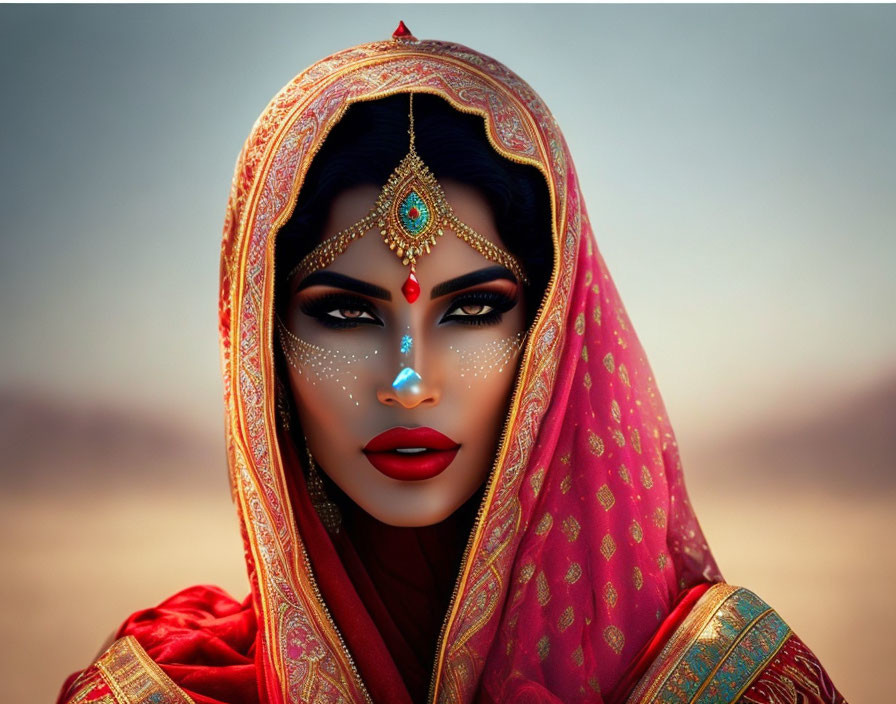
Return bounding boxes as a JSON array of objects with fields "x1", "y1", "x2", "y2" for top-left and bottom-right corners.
[
  {"x1": 589, "y1": 430, "x2": 606, "y2": 457},
  {"x1": 558, "y1": 606, "x2": 575, "y2": 632}
]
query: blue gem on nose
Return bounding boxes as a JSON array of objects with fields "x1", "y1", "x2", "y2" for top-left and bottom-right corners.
[
  {"x1": 400, "y1": 334, "x2": 413, "y2": 355},
  {"x1": 392, "y1": 366, "x2": 423, "y2": 394}
]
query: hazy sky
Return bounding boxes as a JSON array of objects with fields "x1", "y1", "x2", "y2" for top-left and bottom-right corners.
[{"x1": 1, "y1": 4, "x2": 893, "y2": 439}]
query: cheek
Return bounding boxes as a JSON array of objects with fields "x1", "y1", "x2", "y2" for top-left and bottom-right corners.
[
  {"x1": 280, "y1": 341, "x2": 379, "y2": 436},
  {"x1": 280, "y1": 327, "x2": 380, "y2": 417},
  {"x1": 446, "y1": 330, "x2": 526, "y2": 447},
  {"x1": 450, "y1": 330, "x2": 526, "y2": 388}
]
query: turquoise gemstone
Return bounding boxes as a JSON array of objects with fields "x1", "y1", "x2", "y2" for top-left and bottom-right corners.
[
  {"x1": 392, "y1": 367, "x2": 423, "y2": 395},
  {"x1": 399, "y1": 191, "x2": 430, "y2": 236}
]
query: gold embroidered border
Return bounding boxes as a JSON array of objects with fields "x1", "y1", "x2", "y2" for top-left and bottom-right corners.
[{"x1": 91, "y1": 636, "x2": 195, "y2": 704}]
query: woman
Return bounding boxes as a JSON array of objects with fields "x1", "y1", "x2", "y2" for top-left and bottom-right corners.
[{"x1": 58, "y1": 24, "x2": 845, "y2": 704}]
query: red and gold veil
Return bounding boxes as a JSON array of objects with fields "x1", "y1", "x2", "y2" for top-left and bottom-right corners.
[
  {"x1": 215, "y1": 27, "x2": 719, "y2": 703},
  {"x1": 59, "y1": 24, "x2": 846, "y2": 704}
]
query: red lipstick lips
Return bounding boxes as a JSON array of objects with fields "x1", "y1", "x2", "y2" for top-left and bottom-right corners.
[{"x1": 363, "y1": 427, "x2": 460, "y2": 481}]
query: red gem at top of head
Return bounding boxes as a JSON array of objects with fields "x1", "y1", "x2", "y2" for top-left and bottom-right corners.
[
  {"x1": 392, "y1": 21, "x2": 413, "y2": 39},
  {"x1": 401, "y1": 271, "x2": 420, "y2": 304},
  {"x1": 408, "y1": 207, "x2": 419, "y2": 220}
]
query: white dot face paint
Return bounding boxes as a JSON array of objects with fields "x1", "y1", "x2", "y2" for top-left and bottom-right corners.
[
  {"x1": 449, "y1": 331, "x2": 526, "y2": 388},
  {"x1": 277, "y1": 319, "x2": 378, "y2": 407}
]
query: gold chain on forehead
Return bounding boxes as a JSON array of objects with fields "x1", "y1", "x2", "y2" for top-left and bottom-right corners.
[{"x1": 286, "y1": 94, "x2": 528, "y2": 303}]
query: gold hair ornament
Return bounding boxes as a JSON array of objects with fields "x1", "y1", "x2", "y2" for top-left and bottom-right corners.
[{"x1": 287, "y1": 93, "x2": 528, "y2": 303}]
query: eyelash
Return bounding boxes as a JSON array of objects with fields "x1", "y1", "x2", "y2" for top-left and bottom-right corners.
[
  {"x1": 441, "y1": 290, "x2": 517, "y2": 327},
  {"x1": 299, "y1": 290, "x2": 518, "y2": 329},
  {"x1": 299, "y1": 293, "x2": 379, "y2": 329}
]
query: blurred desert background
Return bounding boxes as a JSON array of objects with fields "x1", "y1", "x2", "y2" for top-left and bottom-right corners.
[{"x1": 1, "y1": 5, "x2": 893, "y2": 703}]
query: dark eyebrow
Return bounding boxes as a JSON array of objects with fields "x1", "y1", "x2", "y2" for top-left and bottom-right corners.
[
  {"x1": 295, "y1": 271, "x2": 392, "y2": 301},
  {"x1": 430, "y1": 266, "x2": 518, "y2": 299}
]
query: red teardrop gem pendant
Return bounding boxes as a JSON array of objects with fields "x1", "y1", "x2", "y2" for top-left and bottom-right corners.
[
  {"x1": 401, "y1": 271, "x2": 420, "y2": 303},
  {"x1": 392, "y1": 21, "x2": 412, "y2": 38}
]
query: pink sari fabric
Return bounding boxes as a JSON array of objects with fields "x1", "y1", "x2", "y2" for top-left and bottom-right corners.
[
  {"x1": 217, "y1": 30, "x2": 721, "y2": 703},
  {"x1": 471, "y1": 211, "x2": 721, "y2": 703}
]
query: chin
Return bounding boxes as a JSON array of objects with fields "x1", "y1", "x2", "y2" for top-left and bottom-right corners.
[
  {"x1": 351, "y1": 478, "x2": 484, "y2": 528},
  {"x1": 361, "y1": 497, "x2": 462, "y2": 528}
]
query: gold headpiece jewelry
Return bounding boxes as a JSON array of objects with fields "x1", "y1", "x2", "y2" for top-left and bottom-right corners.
[{"x1": 287, "y1": 93, "x2": 528, "y2": 303}]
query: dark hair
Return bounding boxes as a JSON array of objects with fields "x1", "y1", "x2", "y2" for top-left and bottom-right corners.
[{"x1": 274, "y1": 93, "x2": 553, "y2": 323}]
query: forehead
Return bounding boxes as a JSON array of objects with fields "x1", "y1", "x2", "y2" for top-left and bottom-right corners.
[{"x1": 313, "y1": 181, "x2": 507, "y2": 291}]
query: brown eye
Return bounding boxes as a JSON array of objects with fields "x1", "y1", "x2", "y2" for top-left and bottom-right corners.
[
  {"x1": 327, "y1": 308, "x2": 374, "y2": 321},
  {"x1": 441, "y1": 290, "x2": 516, "y2": 326},
  {"x1": 460, "y1": 304, "x2": 488, "y2": 316}
]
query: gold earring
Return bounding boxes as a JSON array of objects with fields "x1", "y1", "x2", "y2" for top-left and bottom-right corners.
[{"x1": 304, "y1": 441, "x2": 342, "y2": 534}]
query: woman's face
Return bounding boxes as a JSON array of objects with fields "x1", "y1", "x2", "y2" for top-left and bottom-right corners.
[{"x1": 281, "y1": 180, "x2": 527, "y2": 527}]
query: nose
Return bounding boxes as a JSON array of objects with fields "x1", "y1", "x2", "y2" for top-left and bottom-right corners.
[{"x1": 376, "y1": 332, "x2": 440, "y2": 409}]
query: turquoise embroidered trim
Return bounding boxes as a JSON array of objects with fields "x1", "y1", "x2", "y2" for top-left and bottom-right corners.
[
  {"x1": 652, "y1": 588, "x2": 792, "y2": 704},
  {"x1": 695, "y1": 610, "x2": 789, "y2": 702}
]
